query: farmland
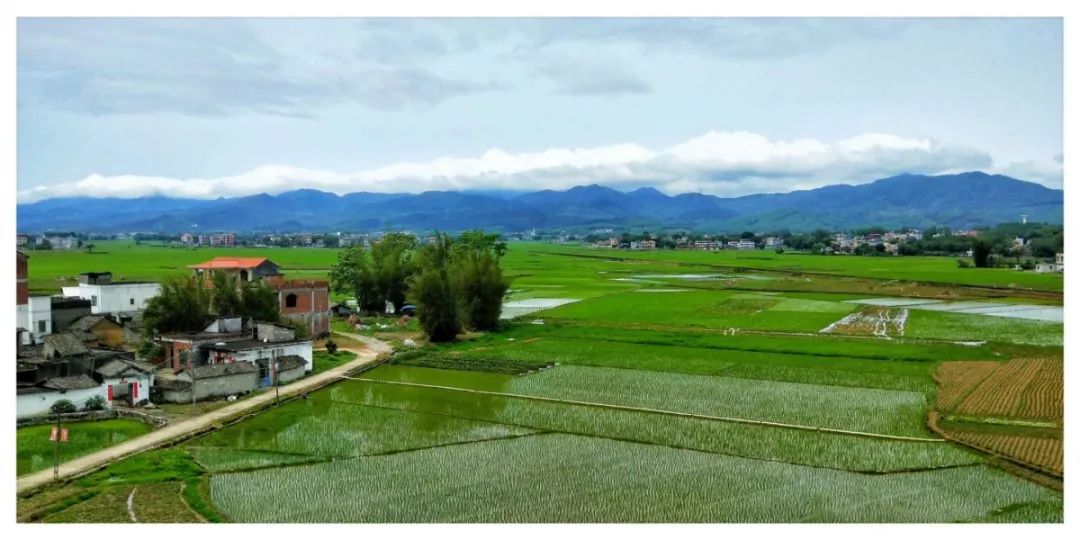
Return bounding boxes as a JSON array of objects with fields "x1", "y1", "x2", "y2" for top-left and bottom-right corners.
[
  {"x1": 17, "y1": 240, "x2": 1064, "y2": 523},
  {"x1": 17, "y1": 419, "x2": 152, "y2": 475}
]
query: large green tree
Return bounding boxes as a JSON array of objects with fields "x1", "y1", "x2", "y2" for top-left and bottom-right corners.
[
  {"x1": 330, "y1": 245, "x2": 382, "y2": 313},
  {"x1": 409, "y1": 233, "x2": 461, "y2": 342},
  {"x1": 452, "y1": 230, "x2": 510, "y2": 331},
  {"x1": 371, "y1": 232, "x2": 418, "y2": 313},
  {"x1": 143, "y1": 276, "x2": 212, "y2": 336}
]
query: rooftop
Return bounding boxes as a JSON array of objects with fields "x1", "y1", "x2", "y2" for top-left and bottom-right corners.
[
  {"x1": 182, "y1": 362, "x2": 259, "y2": 379},
  {"x1": 189, "y1": 257, "x2": 271, "y2": 270},
  {"x1": 42, "y1": 374, "x2": 100, "y2": 391},
  {"x1": 96, "y1": 358, "x2": 156, "y2": 378},
  {"x1": 204, "y1": 339, "x2": 310, "y2": 352},
  {"x1": 42, "y1": 332, "x2": 91, "y2": 357},
  {"x1": 158, "y1": 330, "x2": 251, "y2": 342}
]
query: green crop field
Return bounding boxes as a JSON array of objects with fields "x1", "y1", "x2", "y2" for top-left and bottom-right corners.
[
  {"x1": 18, "y1": 240, "x2": 1063, "y2": 523},
  {"x1": 17, "y1": 419, "x2": 152, "y2": 475}
]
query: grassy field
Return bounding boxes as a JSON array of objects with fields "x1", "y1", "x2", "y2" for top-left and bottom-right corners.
[
  {"x1": 17, "y1": 419, "x2": 152, "y2": 475},
  {"x1": 18, "y1": 239, "x2": 1064, "y2": 523}
]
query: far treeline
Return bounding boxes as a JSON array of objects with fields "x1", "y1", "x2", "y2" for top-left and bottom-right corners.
[{"x1": 330, "y1": 230, "x2": 510, "y2": 342}]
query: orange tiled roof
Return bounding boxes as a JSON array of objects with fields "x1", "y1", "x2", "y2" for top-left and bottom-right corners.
[{"x1": 189, "y1": 257, "x2": 270, "y2": 270}]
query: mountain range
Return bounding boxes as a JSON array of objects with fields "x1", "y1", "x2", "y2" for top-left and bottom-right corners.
[{"x1": 16, "y1": 172, "x2": 1063, "y2": 234}]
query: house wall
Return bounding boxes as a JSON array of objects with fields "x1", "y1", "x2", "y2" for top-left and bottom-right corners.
[
  {"x1": 27, "y1": 296, "x2": 53, "y2": 342},
  {"x1": 278, "y1": 283, "x2": 330, "y2": 336},
  {"x1": 51, "y1": 301, "x2": 92, "y2": 332},
  {"x1": 17, "y1": 385, "x2": 110, "y2": 419},
  {"x1": 256, "y1": 322, "x2": 296, "y2": 342},
  {"x1": 79, "y1": 283, "x2": 161, "y2": 315},
  {"x1": 103, "y1": 373, "x2": 154, "y2": 404},
  {"x1": 17, "y1": 252, "x2": 28, "y2": 305},
  {"x1": 278, "y1": 364, "x2": 306, "y2": 385},
  {"x1": 175, "y1": 371, "x2": 259, "y2": 401}
]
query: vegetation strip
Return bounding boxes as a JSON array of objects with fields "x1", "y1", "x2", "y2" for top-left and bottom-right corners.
[{"x1": 340, "y1": 376, "x2": 944, "y2": 443}]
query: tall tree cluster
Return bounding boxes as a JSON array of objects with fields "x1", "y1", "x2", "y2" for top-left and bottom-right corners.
[
  {"x1": 330, "y1": 230, "x2": 511, "y2": 342},
  {"x1": 143, "y1": 273, "x2": 281, "y2": 338}
]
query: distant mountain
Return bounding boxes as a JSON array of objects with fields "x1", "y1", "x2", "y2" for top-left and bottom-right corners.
[{"x1": 16, "y1": 171, "x2": 1063, "y2": 234}]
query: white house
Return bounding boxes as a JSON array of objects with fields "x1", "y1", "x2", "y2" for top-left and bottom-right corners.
[
  {"x1": 16, "y1": 375, "x2": 109, "y2": 419},
  {"x1": 96, "y1": 359, "x2": 156, "y2": 406},
  {"x1": 18, "y1": 296, "x2": 53, "y2": 345},
  {"x1": 66, "y1": 272, "x2": 160, "y2": 316}
]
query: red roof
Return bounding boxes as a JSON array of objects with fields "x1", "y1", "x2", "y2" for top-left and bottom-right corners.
[{"x1": 189, "y1": 257, "x2": 271, "y2": 270}]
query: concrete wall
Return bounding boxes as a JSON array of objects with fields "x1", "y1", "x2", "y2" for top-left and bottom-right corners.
[
  {"x1": 278, "y1": 364, "x2": 306, "y2": 385},
  {"x1": 79, "y1": 282, "x2": 161, "y2": 315},
  {"x1": 17, "y1": 385, "x2": 110, "y2": 419},
  {"x1": 167, "y1": 371, "x2": 259, "y2": 402},
  {"x1": 256, "y1": 322, "x2": 296, "y2": 342},
  {"x1": 279, "y1": 282, "x2": 331, "y2": 336},
  {"x1": 51, "y1": 301, "x2": 92, "y2": 332},
  {"x1": 24, "y1": 296, "x2": 53, "y2": 342},
  {"x1": 104, "y1": 373, "x2": 154, "y2": 404}
]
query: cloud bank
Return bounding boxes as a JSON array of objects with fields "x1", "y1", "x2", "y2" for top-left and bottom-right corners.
[{"x1": 19, "y1": 130, "x2": 1052, "y2": 204}]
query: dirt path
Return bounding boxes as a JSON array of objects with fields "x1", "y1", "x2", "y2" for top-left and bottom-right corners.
[{"x1": 16, "y1": 336, "x2": 391, "y2": 495}]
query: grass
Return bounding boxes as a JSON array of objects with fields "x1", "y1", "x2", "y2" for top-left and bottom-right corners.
[
  {"x1": 17, "y1": 418, "x2": 153, "y2": 475},
  {"x1": 391, "y1": 349, "x2": 555, "y2": 375},
  {"x1": 130, "y1": 481, "x2": 203, "y2": 523},
  {"x1": 312, "y1": 349, "x2": 357, "y2": 373},
  {"x1": 210, "y1": 434, "x2": 1060, "y2": 523},
  {"x1": 41, "y1": 486, "x2": 133, "y2": 523}
]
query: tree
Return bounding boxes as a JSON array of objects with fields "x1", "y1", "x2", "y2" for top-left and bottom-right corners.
[
  {"x1": 371, "y1": 233, "x2": 418, "y2": 313},
  {"x1": 143, "y1": 276, "x2": 212, "y2": 337},
  {"x1": 37, "y1": 239, "x2": 52, "y2": 251},
  {"x1": 972, "y1": 239, "x2": 993, "y2": 268},
  {"x1": 210, "y1": 272, "x2": 243, "y2": 316},
  {"x1": 453, "y1": 230, "x2": 510, "y2": 331},
  {"x1": 240, "y1": 280, "x2": 280, "y2": 322},
  {"x1": 330, "y1": 245, "x2": 382, "y2": 313},
  {"x1": 409, "y1": 233, "x2": 461, "y2": 342}
]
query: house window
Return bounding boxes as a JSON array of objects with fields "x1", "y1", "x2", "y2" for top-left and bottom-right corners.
[
  {"x1": 239, "y1": 270, "x2": 249, "y2": 282},
  {"x1": 91, "y1": 295, "x2": 98, "y2": 306},
  {"x1": 130, "y1": 298, "x2": 135, "y2": 305},
  {"x1": 285, "y1": 293, "x2": 297, "y2": 308},
  {"x1": 37, "y1": 320, "x2": 46, "y2": 333}
]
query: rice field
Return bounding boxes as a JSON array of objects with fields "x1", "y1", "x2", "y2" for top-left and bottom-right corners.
[
  {"x1": 210, "y1": 434, "x2": 1059, "y2": 523},
  {"x1": 19, "y1": 241, "x2": 1064, "y2": 523}
]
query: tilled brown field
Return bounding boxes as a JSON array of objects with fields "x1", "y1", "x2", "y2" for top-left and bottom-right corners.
[
  {"x1": 933, "y1": 358, "x2": 1063, "y2": 476},
  {"x1": 936, "y1": 358, "x2": 1063, "y2": 422}
]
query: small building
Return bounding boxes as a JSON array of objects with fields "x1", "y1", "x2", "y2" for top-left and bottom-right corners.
[
  {"x1": 65, "y1": 272, "x2": 161, "y2": 316},
  {"x1": 17, "y1": 375, "x2": 107, "y2": 419},
  {"x1": 95, "y1": 358, "x2": 155, "y2": 406},
  {"x1": 189, "y1": 257, "x2": 282, "y2": 283},
  {"x1": 163, "y1": 362, "x2": 260, "y2": 403},
  {"x1": 330, "y1": 303, "x2": 354, "y2": 317}
]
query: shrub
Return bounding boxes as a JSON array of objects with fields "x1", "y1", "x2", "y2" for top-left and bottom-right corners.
[
  {"x1": 956, "y1": 259, "x2": 972, "y2": 268},
  {"x1": 50, "y1": 399, "x2": 77, "y2": 414},
  {"x1": 82, "y1": 395, "x2": 106, "y2": 411},
  {"x1": 325, "y1": 339, "x2": 338, "y2": 355}
]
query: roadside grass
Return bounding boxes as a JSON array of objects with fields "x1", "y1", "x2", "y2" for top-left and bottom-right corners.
[
  {"x1": 17, "y1": 419, "x2": 153, "y2": 475},
  {"x1": 76, "y1": 448, "x2": 203, "y2": 489},
  {"x1": 312, "y1": 350, "x2": 357, "y2": 373}
]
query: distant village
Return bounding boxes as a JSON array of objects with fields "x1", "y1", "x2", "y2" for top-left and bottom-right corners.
[{"x1": 15, "y1": 252, "x2": 336, "y2": 420}]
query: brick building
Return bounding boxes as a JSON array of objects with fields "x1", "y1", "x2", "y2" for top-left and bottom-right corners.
[{"x1": 189, "y1": 257, "x2": 330, "y2": 336}]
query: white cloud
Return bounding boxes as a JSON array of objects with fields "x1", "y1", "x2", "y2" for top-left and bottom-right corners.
[{"x1": 18, "y1": 130, "x2": 1011, "y2": 203}]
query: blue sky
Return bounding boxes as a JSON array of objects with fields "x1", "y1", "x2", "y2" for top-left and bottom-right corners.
[{"x1": 16, "y1": 18, "x2": 1063, "y2": 202}]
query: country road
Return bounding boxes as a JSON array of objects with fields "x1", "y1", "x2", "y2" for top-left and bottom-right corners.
[{"x1": 16, "y1": 334, "x2": 393, "y2": 495}]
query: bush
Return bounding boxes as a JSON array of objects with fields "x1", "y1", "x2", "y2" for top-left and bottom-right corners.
[
  {"x1": 955, "y1": 259, "x2": 972, "y2": 268},
  {"x1": 50, "y1": 399, "x2": 77, "y2": 414},
  {"x1": 325, "y1": 339, "x2": 338, "y2": 355},
  {"x1": 82, "y1": 395, "x2": 106, "y2": 411}
]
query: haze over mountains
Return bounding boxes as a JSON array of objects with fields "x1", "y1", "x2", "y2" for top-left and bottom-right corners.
[{"x1": 16, "y1": 172, "x2": 1063, "y2": 234}]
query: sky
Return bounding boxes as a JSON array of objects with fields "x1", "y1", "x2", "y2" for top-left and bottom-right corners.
[{"x1": 16, "y1": 17, "x2": 1063, "y2": 203}]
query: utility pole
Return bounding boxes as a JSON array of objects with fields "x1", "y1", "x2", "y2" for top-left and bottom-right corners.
[
  {"x1": 274, "y1": 359, "x2": 280, "y2": 405},
  {"x1": 52, "y1": 412, "x2": 61, "y2": 480}
]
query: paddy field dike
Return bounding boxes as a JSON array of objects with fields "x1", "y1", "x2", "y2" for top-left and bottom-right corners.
[{"x1": 18, "y1": 241, "x2": 1064, "y2": 523}]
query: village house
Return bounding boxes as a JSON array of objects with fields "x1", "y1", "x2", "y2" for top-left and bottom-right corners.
[
  {"x1": 61, "y1": 272, "x2": 161, "y2": 317},
  {"x1": 692, "y1": 240, "x2": 720, "y2": 250},
  {"x1": 41, "y1": 233, "x2": 79, "y2": 250},
  {"x1": 764, "y1": 236, "x2": 784, "y2": 248},
  {"x1": 67, "y1": 314, "x2": 128, "y2": 348},
  {"x1": 1035, "y1": 253, "x2": 1064, "y2": 274},
  {"x1": 16, "y1": 331, "x2": 149, "y2": 418},
  {"x1": 639, "y1": 239, "x2": 657, "y2": 250}
]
